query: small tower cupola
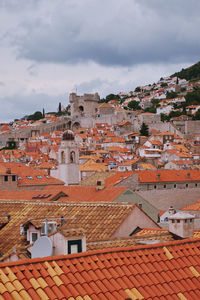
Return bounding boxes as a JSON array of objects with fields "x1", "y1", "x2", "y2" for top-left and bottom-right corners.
[{"x1": 169, "y1": 212, "x2": 195, "y2": 239}]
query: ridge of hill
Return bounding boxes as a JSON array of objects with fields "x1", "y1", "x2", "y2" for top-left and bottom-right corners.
[{"x1": 172, "y1": 61, "x2": 200, "y2": 81}]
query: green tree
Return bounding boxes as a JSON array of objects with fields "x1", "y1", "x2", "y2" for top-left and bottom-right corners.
[
  {"x1": 27, "y1": 111, "x2": 43, "y2": 121},
  {"x1": 58, "y1": 102, "x2": 62, "y2": 113},
  {"x1": 193, "y1": 109, "x2": 200, "y2": 120},
  {"x1": 166, "y1": 91, "x2": 178, "y2": 99},
  {"x1": 151, "y1": 98, "x2": 160, "y2": 107},
  {"x1": 127, "y1": 100, "x2": 141, "y2": 110},
  {"x1": 144, "y1": 107, "x2": 156, "y2": 113},
  {"x1": 185, "y1": 87, "x2": 200, "y2": 105},
  {"x1": 134, "y1": 86, "x2": 141, "y2": 92},
  {"x1": 140, "y1": 122, "x2": 149, "y2": 136},
  {"x1": 161, "y1": 82, "x2": 168, "y2": 88},
  {"x1": 172, "y1": 61, "x2": 200, "y2": 81},
  {"x1": 105, "y1": 93, "x2": 120, "y2": 102}
]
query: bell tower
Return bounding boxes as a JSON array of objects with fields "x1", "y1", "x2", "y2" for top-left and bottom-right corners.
[{"x1": 58, "y1": 130, "x2": 79, "y2": 185}]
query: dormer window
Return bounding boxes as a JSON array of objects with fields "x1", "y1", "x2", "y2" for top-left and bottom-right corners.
[
  {"x1": 18, "y1": 176, "x2": 22, "y2": 180},
  {"x1": 27, "y1": 176, "x2": 33, "y2": 180},
  {"x1": 30, "y1": 232, "x2": 38, "y2": 243},
  {"x1": 68, "y1": 240, "x2": 82, "y2": 254},
  {"x1": 36, "y1": 175, "x2": 42, "y2": 179}
]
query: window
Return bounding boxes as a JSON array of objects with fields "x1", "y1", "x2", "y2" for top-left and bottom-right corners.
[
  {"x1": 163, "y1": 185, "x2": 166, "y2": 189},
  {"x1": 27, "y1": 176, "x2": 33, "y2": 180},
  {"x1": 12, "y1": 175, "x2": 16, "y2": 181},
  {"x1": 154, "y1": 185, "x2": 157, "y2": 189},
  {"x1": 174, "y1": 184, "x2": 176, "y2": 188},
  {"x1": 4, "y1": 175, "x2": 8, "y2": 182},
  {"x1": 18, "y1": 176, "x2": 22, "y2": 180},
  {"x1": 30, "y1": 232, "x2": 38, "y2": 243},
  {"x1": 68, "y1": 240, "x2": 82, "y2": 254},
  {"x1": 195, "y1": 183, "x2": 198, "y2": 187},
  {"x1": 190, "y1": 219, "x2": 193, "y2": 223},
  {"x1": 184, "y1": 219, "x2": 187, "y2": 223},
  {"x1": 177, "y1": 220, "x2": 180, "y2": 223},
  {"x1": 36, "y1": 175, "x2": 42, "y2": 179},
  {"x1": 138, "y1": 203, "x2": 142, "y2": 209},
  {"x1": 70, "y1": 151, "x2": 75, "y2": 163},
  {"x1": 172, "y1": 220, "x2": 175, "y2": 223},
  {"x1": 186, "y1": 184, "x2": 188, "y2": 188},
  {"x1": 61, "y1": 151, "x2": 65, "y2": 164}
]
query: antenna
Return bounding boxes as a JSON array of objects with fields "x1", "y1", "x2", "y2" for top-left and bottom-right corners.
[{"x1": 31, "y1": 236, "x2": 53, "y2": 258}]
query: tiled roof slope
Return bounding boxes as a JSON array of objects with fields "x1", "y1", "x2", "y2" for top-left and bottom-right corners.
[
  {"x1": 43, "y1": 186, "x2": 128, "y2": 202},
  {"x1": 0, "y1": 162, "x2": 64, "y2": 186},
  {"x1": 0, "y1": 239, "x2": 200, "y2": 299},
  {"x1": 0, "y1": 190, "x2": 68, "y2": 201},
  {"x1": 181, "y1": 200, "x2": 200, "y2": 211},
  {"x1": 0, "y1": 201, "x2": 135, "y2": 257},
  {"x1": 138, "y1": 169, "x2": 200, "y2": 183}
]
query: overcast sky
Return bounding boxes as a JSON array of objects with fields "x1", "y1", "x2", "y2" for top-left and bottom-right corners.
[{"x1": 0, "y1": 0, "x2": 199, "y2": 122}]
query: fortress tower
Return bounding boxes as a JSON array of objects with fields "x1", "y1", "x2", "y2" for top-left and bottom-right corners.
[{"x1": 69, "y1": 92, "x2": 99, "y2": 118}]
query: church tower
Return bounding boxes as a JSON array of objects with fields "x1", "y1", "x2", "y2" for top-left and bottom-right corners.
[{"x1": 58, "y1": 130, "x2": 79, "y2": 185}]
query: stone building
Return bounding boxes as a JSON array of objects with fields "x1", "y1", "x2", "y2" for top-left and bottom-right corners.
[
  {"x1": 56, "y1": 130, "x2": 80, "y2": 185},
  {"x1": 69, "y1": 92, "x2": 99, "y2": 118},
  {"x1": 116, "y1": 169, "x2": 200, "y2": 191}
]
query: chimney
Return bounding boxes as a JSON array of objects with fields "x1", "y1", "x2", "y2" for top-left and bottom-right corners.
[
  {"x1": 168, "y1": 206, "x2": 176, "y2": 215},
  {"x1": 6, "y1": 168, "x2": 11, "y2": 174},
  {"x1": 169, "y1": 212, "x2": 195, "y2": 239},
  {"x1": 96, "y1": 180, "x2": 104, "y2": 190},
  {"x1": 60, "y1": 216, "x2": 66, "y2": 226}
]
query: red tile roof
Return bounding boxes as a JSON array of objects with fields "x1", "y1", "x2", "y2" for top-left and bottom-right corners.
[
  {"x1": 0, "y1": 238, "x2": 200, "y2": 299},
  {"x1": 181, "y1": 200, "x2": 200, "y2": 211},
  {"x1": 43, "y1": 185, "x2": 128, "y2": 202},
  {"x1": 0, "y1": 162, "x2": 64, "y2": 186},
  {"x1": 138, "y1": 170, "x2": 200, "y2": 183},
  {"x1": 105, "y1": 171, "x2": 134, "y2": 187}
]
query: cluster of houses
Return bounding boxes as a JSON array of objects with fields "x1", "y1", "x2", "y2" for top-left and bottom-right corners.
[{"x1": 0, "y1": 79, "x2": 200, "y2": 297}]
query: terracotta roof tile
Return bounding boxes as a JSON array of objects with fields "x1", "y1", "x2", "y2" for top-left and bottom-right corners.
[
  {"x1": 138, "y1": 169, "x2": 200, "y2": 183},
  {"x1": 0, "y1": 200, "x2": 139, "y2": 260}
]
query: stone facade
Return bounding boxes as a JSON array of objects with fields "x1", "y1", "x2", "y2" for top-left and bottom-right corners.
[
  {"x1": 70, "y1": 92, "x2": 99, "y2": 118},
  {"x1": 53, "y1": 130, "x2": 80, "y2": 185}
]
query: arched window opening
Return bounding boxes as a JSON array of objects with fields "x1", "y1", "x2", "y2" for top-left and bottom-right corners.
[
  {"x1": 61, "y1": 151, "x2": 65, "y2": 163},
  {"x1": 70, "y1": 151, "x2": 75, "y2": 163}
]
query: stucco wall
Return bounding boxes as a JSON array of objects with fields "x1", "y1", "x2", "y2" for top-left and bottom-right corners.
[{"x1": 112, "y1": 205, "x2": 159, "y2": 238}]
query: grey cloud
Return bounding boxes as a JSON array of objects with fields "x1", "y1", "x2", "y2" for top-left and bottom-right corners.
[
  {"x1": 0, "y1": 0, "x2": 39, "y2": 11},
  {"x1": 73, "y1": 78, "x2": 138, "y2": 98},
  {"x1": 8, "y1": 0, "x2": 200, "y2": 67},
  {"x1": 0, "y1": 82, "x2": 5, "y2": 86},
  {"x1": 27, "y1": 64, "x2": 38, "y2": 76},
  {"x1": 0, "y1": 92, "x2": 66, "y2": 122}
]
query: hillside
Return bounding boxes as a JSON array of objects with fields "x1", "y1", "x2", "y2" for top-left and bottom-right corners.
[{"x1": 172, "y1": 61, "x2": 200, "y2": 81}]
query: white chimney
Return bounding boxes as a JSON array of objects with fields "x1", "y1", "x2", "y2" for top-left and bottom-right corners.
[{"x1": 169, "y1": 212, "x2": 195, "y2": 238}]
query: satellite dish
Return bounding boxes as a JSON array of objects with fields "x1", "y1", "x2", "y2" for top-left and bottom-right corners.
[{"x1": 31, "y1": 236, "x2": 53, "y2": 259}]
